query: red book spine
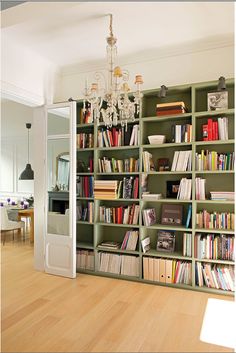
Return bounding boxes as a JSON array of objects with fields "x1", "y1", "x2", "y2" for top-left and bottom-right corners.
[
  {"x1": 89, "y1": 158, "x2": 93, "y2": 173},
  {"x1": 212, "y1": 121, "x2": 216, "y2": 140},
  {"x1": 215, "y1": 121, "x2": 219, "y2": 140},
  {"x1": 133, "y1": 177, "x2": 139, "y2": 199},
  {"x1": 208, "y1": 118, "x2": 213, "y2": 141},
  {"x1": 108, "y1": 130, "x2": 114, "y2": 147},
  {"x1": 156, "y1": 109, "x2": 185, "y2": 116},
  {"x1": 117, "y1": 207, "x2": 122, "y2": 224},
  {"x1": 115, "y1": 131, "x2": 119, "y2": 146},
  {"x1": 85, "y1": 177, "x2": 89, "y2": 197},
  {"x1": 128, "y1": 204, "x2": 135, "y2": 225},
  {"x1": 112, "y1": 128, "x2": 116, "y2": 146}
]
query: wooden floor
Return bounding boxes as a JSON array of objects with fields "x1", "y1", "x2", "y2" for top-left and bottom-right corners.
[{"x1": 1, "y1": 240, "x2": 234, "y2": 353}]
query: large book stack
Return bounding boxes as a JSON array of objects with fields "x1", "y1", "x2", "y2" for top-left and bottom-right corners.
[
  {"x1": 94, "y1": 180, "x2": 119, "y2": 200},
  {"x1": 210, "y1": 191, "x2": 234, "y2": 201},
  {"x1": 77, "y1": 176, "x2": 94, "y2": 197},
  {"x1": 97, "y1": 125, "x2": 139, "y2": 147},
  {"x1": 143, "y1": 257, "x2": 192, "y2": 285},
  {"x1": 156, "y1": 101, "x2": 187, "y2": 116},
  {"x1": 98, "y1": 157, "x2": 139, "y2": 173},
  {"x1": 177, "y1": 178, "x2": 192, "y2": 200},
  {"x1": 143, "y1": 208, "x2": 157, "y2": 226},
  {"x1": 183, "y1": 233, "x2": 192, "y2": 257},
  {"x1": 171, "y1": 124, "x2": 192, "y2": 143},
  {"x1": 76, "y1": 202, "x2": 94, "y2": 223},
  {"x1": 76, "y1": 250, "x2": 94, "y2": 270},
  {"x1": 195, "y1": 262, "x2": 235, "y2": 292},
  {"x1": 121, "y1": 230, "x2": 139, "y2": 251},
  {"x1": 77, "y1": 133, "x2": 94, "y2": 148},
  {"x1": 196, "y1": 210, "x2": 234, "y2": 230},
  {"x1": 142, "y1": 151, "x2": 155, "y2": 172},
  {"x1": 195, "y1": 150, "x2": 235, "y2": 171},
  {"x1": 171, "y1": 150, "x2": 192, "y2": 171},
  {"x1": 99, "y1": 252, "x2": 139, "y2": 277},
  {"x1": 202, "y1": 117, "x2": 228, "y2": 141},
  {"x1": 99, "y1": 204, "x2": 140, "y2": 225},
  {"x1": 194, "y1": 233, "x2": 235, "y2": 261},
  {"x1": 195, "y1": 177, "x2": 206, "y2": 200}
]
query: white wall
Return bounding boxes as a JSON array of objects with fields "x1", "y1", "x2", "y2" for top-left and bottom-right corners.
[
  {"x1": 1, "y1": 99, "x2": 34, "y2": 197},
  {"x1": 55, "y1": 45, "x2": 234, "y2": 102}
]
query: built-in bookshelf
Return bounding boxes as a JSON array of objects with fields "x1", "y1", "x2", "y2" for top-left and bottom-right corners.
[{"x1": 76, "y1": 78, "x2": 235, "y2": 295}]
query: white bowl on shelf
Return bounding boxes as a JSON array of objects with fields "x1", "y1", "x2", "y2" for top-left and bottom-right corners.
[{"x1": 148, "y1": 135, "x2": 166, "y2": 144}]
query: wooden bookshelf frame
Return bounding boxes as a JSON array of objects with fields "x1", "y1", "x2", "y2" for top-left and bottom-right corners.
[{"x1": 76, "y1": 78, "x2": 235, "y2": 296}]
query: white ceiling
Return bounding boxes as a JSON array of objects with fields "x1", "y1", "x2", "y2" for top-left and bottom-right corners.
[{"x1": 1, "y1": 1, "x2": 234, "y2": 70}]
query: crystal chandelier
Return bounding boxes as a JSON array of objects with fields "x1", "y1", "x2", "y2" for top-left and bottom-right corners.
[{"x1": 83, "y1": 14, "x2": 143, "y2": 128}]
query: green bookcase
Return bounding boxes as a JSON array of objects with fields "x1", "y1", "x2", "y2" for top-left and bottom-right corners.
[{"x1": 76, "y1": 78, "x2": 235, "y2": 296}]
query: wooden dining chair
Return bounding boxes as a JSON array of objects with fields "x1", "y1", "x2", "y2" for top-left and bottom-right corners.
[{"x1": 0, "y1": 207, "x2": 25, "y2": 245}]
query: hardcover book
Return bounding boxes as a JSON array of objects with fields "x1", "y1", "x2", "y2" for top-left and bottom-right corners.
[
  {"x1": 156, "y1": 230, "x2": 175, "y2": 252},
  {"x1": 161, "y1": 204, "x2": 183, "y2": 225},
  {"x1": 143, "y1": 208, "x2": 157, "y2": 226}
]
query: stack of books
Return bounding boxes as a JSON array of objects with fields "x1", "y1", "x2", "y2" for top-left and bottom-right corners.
[
  {"x1": 202, "y1": 117, "x2": 228, "y2": 141},
  {"x1": 97, "y1": 241, "x2": 121, "y2": 250},
  {"x1": 171, "y1": 150, "x2": 192, "y2": 171},
  {"x1": 143, "y1": 257, "x2": 192, "y2": 285},
  {"x1": 77, "y1": 133, "x2": 94, "y2": 148},
  {"x1": 143, "y1": 208, "x2": 157, "y2": 226},
  {"x1": 99, "y1": 204, "x2": 140, "y2": 225},
  {"x1": 195, "y1": 150, "x2": 235, "y2": 171},
  {"x1": 171, "y1": 124, "x2": 192, "y2": 143},
  {"x1": 142, "y1": 151, "x2": 155, "y2": 172},
  {"x1": 94, "y1": 180, "x2": 119, "y2": 200},
  {"x1": 98, "y1": 157, "x2": 139, "y2": 173},
  {"x1": 76, "y1": 250, "x2": 94, "y2": 270},
  {"x1": 210, "y1": 191, "x2": 234, "y2": 201},
  {"x1": 195, "y1": 177, "x2": 206, "y2": 200},
  {"x1": 183, "y1": 233, "x2": 192, "y2": 257},
  {"x1": 121, "y1": 230, "x2": 139, "y2": 251},
  {"x1": 99, "y1": 252, "x2": 139, "y2": 276},
  {"x1": 156, "y1": 101, "x2": 187, "y2": 116},
  {"x1": 142, "y1": 193, "x2": 162, "y2": 201},
  {"x1": 76, "y1": 202, "x2": 94, "y2": 223},
  {"x1": 76, "y1": 176, "x2": 94, "y2": 198},
  {"x1": 177, "y1": 178, "x2": 192, "y2": 200},
  {"x1": 97, "y1": 125, "x2": 139, "y2": 147},
  {"x1": 195, "y1": 262, "x2": 235, "y2": 291},
  {"x1": 194, "y1": 233, "x2": 235, "y2": 261},
  {"x1": 196, "y1": 210, "x2": 234, "y2": 230}
]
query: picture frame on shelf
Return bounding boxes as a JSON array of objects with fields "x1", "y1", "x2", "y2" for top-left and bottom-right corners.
[
  {"x1": 161, "y1": 204, "x2": 183, "y2": 226},
  {"x1": 156, "y1": 230, "x2": 175, "y2": 252},
  {"x1": 207, "y1": 91, "x2": 228, "y2": 111},
  {"x1": 166, "y1": 180, "x2": 180, "y2": 198}
]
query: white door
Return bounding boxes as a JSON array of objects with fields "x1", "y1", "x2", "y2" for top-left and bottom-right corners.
[{"x1": 45, "y1": 102, "x2": 76, "y2": 278}]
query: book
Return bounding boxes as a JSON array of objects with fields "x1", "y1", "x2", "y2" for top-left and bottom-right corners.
[
  {"x1": 185, "y1": 204, "x2": 192, "y2": 228},
  {"x1": 156, "y1": 230, "x2": 175, "y2": 252},
  {"x1": 141, "y1": 237, "x2": 151, "y2": 253},
  {"x1": 143, "y1": 208, "x2": 157, "y2": 226},
  {"x1": 97, "y1": 241, "x2": 121, "y2": 249},
  {"x1": 161, "y1": 204, "x2": 183, "y2": 226}
]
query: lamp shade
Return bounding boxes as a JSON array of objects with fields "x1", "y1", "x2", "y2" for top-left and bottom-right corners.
[{"x1": 19, "y1": 163, "x2": 34, "y2": 180}]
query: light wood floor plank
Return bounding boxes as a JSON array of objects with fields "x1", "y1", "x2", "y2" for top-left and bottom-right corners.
[{"x1": 1, "y1": 241, "x2": 234, "y2": 352}]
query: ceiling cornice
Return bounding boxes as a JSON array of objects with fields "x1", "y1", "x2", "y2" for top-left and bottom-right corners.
[{"x1": 60, "y1": 34, "x2": 234, "y2": 77}]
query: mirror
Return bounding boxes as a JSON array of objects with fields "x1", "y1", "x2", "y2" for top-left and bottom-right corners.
[
  {"x1": 57, "y1": 152, "x2": 70, "y2": 191},
  {"x1": 47, "y1": 106, "x2": 70, "y2": 236}
]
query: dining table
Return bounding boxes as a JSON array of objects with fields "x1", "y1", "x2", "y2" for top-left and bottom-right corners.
[{"x1": 17, "y1": 208, "x2": 34, "y2": 243}]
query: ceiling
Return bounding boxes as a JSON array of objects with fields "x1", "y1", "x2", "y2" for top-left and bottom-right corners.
[
  {"x1": 1, "y1": 2, "x2": 234, "y2": 70},
  {"x1": 1, "y1": 1, "x2": 26, "y2": 11}
]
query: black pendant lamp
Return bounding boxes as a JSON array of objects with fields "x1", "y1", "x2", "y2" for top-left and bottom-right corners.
[{"x1": 19, "y1": 123, "x2": 34, "y2": 180}]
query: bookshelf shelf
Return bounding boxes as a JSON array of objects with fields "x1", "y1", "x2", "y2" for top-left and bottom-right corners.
[
  {"x1": 75, "y1": 78, "x2": 235, "y2": 296},
  {"x1": 76, "y1": 196, "x2": 94, "y2": 200}
]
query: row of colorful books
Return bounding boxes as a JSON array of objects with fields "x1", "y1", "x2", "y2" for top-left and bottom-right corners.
[
  {"x1": 143, "y1": 257, "x2": 192, "y2": 285},
  {"x1": 196, "y1": 210, "x2": 234, "y2": 230},
  {"x1": 98, "y1": 157, "x2": 139, "y2": 173},
  {"x1": 76, "y1": 250, "x2": 94, "y2": 270},
  {"x1": 121, "y1": 230, "x2": 139, "y2": 251},
  {"x1": 194, "y1": 233, "x2": 234, "y2": 261},
  {"x1": 94, "y1": 178, "x2": 139, "y2": 200},
  {"x1": 79, "y1": 104, "x2": 93, "y2": 124},
  {"x1": 99, "y1": 252, "x2": 139, "y2": 276},
  {"x1": 171, "y1": 124, "x2": 192, "y2": 143},
  {"x1": 202, "y1": 117, "x2": 229, "y2": 141},
  {"x1": 195, "y1": 150, "x2": 234, "y2": 171},
  {"x1": 76, "y1": 176, "x2": 94, "y2": 198},
  {"x1": 97, "y1": 125, "x2": 139, "y2": 147},
  {"x1": 77, "y1": 133, "x2": 94, "y2": 149},
  {"x1": 76, "y1": 202, "x2": 94, "y2": 223},
  {"x1": 195, "y1": 262, "x2": 234, "y2": 291},
  {"x1": 99, "y1": 204, "x2": 140, "y2": 225}
]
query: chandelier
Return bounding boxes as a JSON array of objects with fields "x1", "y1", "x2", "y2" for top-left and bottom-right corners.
[{"x1": 83, "y1": 14, "x2": 143, "y2": 128}]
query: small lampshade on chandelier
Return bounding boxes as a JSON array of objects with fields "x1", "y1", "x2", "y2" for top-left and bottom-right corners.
[
  {"x1": 83, "y1": 14, "x2": 143, "y2": 128},
  {"x1": 19, "y1": 123, "x2": 34, "y2": 180}
]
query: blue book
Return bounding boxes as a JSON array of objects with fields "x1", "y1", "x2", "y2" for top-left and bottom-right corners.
[{"x1": 185, "y1": 204, "x2": 192, "y2": 228}]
